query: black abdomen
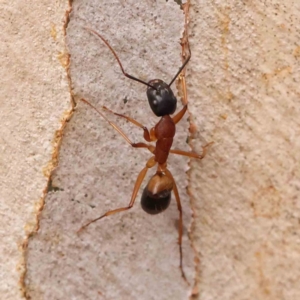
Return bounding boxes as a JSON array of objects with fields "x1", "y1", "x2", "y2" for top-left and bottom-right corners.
[{"x1": 141, "y1": 187, "x2": 171, "y2": 215}]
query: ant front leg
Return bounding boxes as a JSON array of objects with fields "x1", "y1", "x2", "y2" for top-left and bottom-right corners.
[
  {"x1": 78, "y1": 157, "x2": 156, "y2": 233},
  {"x1": 172, "y1": 104, "x2": 187, "y2": 125}
]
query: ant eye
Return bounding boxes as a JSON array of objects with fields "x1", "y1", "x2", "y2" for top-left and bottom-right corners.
[{"x1": 153, "y1": 100, "x2": 158, "y2": 106}]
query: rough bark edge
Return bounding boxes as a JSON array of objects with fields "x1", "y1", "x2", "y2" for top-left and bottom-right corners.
[
  {"x1": 175, "y1": 0, "x2": 201, "y2": 297},
  {"x1": 182, "y1": 1, "x2": 203, "y2": 296},
  {"x1": 177, "y1": 1, "x2": 203, "y2": 298},
  {"x1": 19, "y1": 1, "x2": 76, "y2": 298}
]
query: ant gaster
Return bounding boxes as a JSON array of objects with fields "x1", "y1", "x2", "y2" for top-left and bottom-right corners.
[{"x1": 79, "y1": 28, "x2": 212, "y2": 281}]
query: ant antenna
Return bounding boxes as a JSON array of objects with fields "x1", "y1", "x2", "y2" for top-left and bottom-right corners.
[
  {"x1": 168, "y1": 45, "x2": 191, "y2": 87},
  {"x1": 85, "y1": 28, "x2": 157, "y2": 90}
]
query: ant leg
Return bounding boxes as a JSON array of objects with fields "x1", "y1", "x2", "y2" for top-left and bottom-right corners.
[
  {"x1": 81, "y1": 99, "x2": 155, "y2": 145},
  {"x1": 171, "y1": 33, "x2": 190, "y2": 123},
  {"x1": 164, "y1": 168, "x2": 187, "y2": 282},
  {"x1": 172, "y1": 105, "x2": 187, "y2": 124},
  {"x1": 132, "y1": 143, "x2": 155, "y2": 154},
  {"x1": 102, "y1": 106, "x2": 156, "y2": 142},
  {"x1": 172, "y1": 43, "x2": 189, "y2": 123},
  {"x1": 78, "y1": 157, "x2": 156, "y2": 233},
  {"x1": 170, "y1": 142, "x2": 213, "y2": 159}
]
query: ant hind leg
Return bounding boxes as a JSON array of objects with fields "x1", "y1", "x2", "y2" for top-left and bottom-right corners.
[
  {"x1": 164, "y1": 168, "x2": 188, "y2": 283},
  {"x1": 78, "y1": 157, "x2": 156, "y2": 233}
]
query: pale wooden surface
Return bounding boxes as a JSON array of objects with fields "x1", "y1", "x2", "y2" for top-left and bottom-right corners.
[
  {"x1": 25, "y1": 1, "x2": 195, "y2": 299},
  {"x1": 188, "y1": 1, "x2": 300, "y2": 299},
  {"x1": 0, "y1": 0, "x2": 71, "y2": 299}
]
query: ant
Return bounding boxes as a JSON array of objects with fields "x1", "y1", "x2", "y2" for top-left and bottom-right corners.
[{"x1": 78, "y1": 28, "x2": 212, "y2": 281}]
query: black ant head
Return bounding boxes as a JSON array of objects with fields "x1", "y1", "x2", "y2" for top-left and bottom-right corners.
[{"x1": 146, "y1": 79, "x2": 177, "y2": 116}]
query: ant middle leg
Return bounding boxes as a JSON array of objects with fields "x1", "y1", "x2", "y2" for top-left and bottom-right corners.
[
  {"x1": 81, "y1": 99, "x2": 155, "y2": 147},
  {"x1": 102, "y1": 105, "x2": 156, "y2": 142},
  {"x1": 78, "y1": 157, "x2": 156, "y2": 233},
  {"x1": 169, "y1": 142, "x2": 213, "y2": 159}
]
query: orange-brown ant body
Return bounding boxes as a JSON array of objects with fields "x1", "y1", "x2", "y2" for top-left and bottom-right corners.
[{"x1": 79, "y1": 28, "x2": 211, "y2": 280}]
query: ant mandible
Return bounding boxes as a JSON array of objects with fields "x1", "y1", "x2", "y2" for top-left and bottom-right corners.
[{"x1": 78, "y1": 28, "x2": 211, "y2": 281}]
